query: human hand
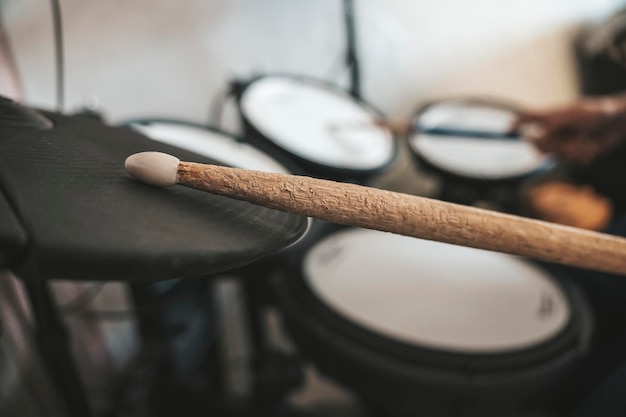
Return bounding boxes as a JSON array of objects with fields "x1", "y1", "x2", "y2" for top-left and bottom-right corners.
[{"x1": 513, "y1": 97, "x2": 626, "y2": 165}]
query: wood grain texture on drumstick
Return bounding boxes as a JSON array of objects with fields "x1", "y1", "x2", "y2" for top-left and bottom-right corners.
[{"x1": 125, "y1": 152, "x2": 626, "y2": 276}]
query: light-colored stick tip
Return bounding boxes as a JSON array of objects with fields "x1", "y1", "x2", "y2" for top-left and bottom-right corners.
[{"x1": 125, "y1": 152, "x2": 180, "y2": 187}]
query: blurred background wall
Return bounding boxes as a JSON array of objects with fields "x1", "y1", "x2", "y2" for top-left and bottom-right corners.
[{"x1": 2, "y1": 0, "x2": 625, "y2": 125}]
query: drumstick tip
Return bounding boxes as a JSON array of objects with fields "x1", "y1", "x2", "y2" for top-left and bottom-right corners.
[{"x1": 125, "y1": 151, "x2": 180, "y2": 187}]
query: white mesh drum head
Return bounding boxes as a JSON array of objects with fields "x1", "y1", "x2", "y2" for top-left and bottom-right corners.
[
  {"x1": 131, "y1": 122, "x2": 291, "y2": 174},
  {"x1": 409, "y1": 101, "x2": 548, "y2": 180},
  {"x1": 240, "y1": 76, "x2": 395, "y2": 171},
  {"x1": 303, "y1": 229, "x2": 570, "y2": 353}
]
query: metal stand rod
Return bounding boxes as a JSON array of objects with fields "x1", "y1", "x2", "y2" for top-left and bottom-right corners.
[
  {"x1": 23, "y1": 275, "x2": 92, "y2": 417},
  {"x1": 344, "y1": 0, "x2": 361, "y2": 99}
]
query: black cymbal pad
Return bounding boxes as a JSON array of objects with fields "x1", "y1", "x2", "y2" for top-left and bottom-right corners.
[{"x1": 0, "y1": 106, "x2": 306, "y2": 282}]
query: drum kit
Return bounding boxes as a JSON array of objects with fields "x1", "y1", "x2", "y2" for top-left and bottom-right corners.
[
  {"x1": 2, "y1": 3, "x2": 626, "y2": 417},
  {"x1": 1, "y1": 73, "x2": 616, "y2": 417}
]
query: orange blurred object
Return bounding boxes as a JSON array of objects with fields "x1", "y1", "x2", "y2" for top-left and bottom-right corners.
[{"x1": 526, "y1": 180, "x2": 613, "y2": 230}]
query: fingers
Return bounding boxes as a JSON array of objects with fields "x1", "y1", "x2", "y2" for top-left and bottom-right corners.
[
  {"x1": 608, "y1": 40, "x2": 626, "y2": 68},
  {"x1": 514, "y1": 102, "x2": 624, "y2": 161},
  {"x1": 508, "y1": 112, "x2": 549, "y2": 150},
  {"x1": 509, "y1": 110, "x2": 544, "y2": 131},
  {"x1": 548, "y1": 132, "x2": 620, "y2": 165}
]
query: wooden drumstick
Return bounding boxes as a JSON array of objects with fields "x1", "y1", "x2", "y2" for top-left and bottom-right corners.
[
  {"x1": 372, "y1": 118, "x2": 541, "y2": 141},
  {"x1": 332, "y1": 118, "x2": 534, "y2": 149},
  {"x1": 125, "y1": 152, "x2": 626, "y2": 276},
  {"x1": 373, "y1": 118, "x2": 413, "y2": 136}
]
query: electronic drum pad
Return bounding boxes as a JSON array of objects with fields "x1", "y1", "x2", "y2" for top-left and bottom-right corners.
[{"x1": 0, "y1": 97, "x2": 307, "y2": 282}]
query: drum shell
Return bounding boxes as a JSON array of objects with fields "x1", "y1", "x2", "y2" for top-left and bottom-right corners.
[
  {"x1": 271, "y1": 226, "x2": 593, "y2": 416},
  {"x1": 236, "y1": 74, "x2": 399, "y2": 184}
]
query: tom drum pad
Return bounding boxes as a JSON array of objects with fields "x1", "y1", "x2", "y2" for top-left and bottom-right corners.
[
  {"x1": 408, "y1": 99, "x2": 552, "y2": 208},
  {"x1": 273, "y1": 227, "x2": 591, "y2": 416},
  {"x1": 237, "y1": 75, "x2": 397, "y2": 182}
]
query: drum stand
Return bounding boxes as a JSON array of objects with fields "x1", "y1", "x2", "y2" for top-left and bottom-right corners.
[
  {"x1": 123, "y1": 279, "x2": 222, "y2": 417},
  {"x1": 343, "y1": 0, "x2": 361, "y2": 100},
  {"x1": 240, "y1": 271, "x2": 303, "y2": 414},
  {"x1": 120, "y1": 274, "x2": 300, "y2": 417},
  {"x1": 19, "y1": 269, "x2": 93, "y2": 417}
]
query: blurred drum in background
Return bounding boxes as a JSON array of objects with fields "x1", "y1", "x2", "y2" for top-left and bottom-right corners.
[
  {"x1": 271, "y1": 226, "x2": 592, "y2": 417},
  {"x1": 129, "y1": 119, "x2": 295, "y2": 175},
  {"x1": 408, "y1": 98, "x2": 552, "y2": 210},
  {"x1": 235, "y1": 75, "x2": 398, "y2": 184}
]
